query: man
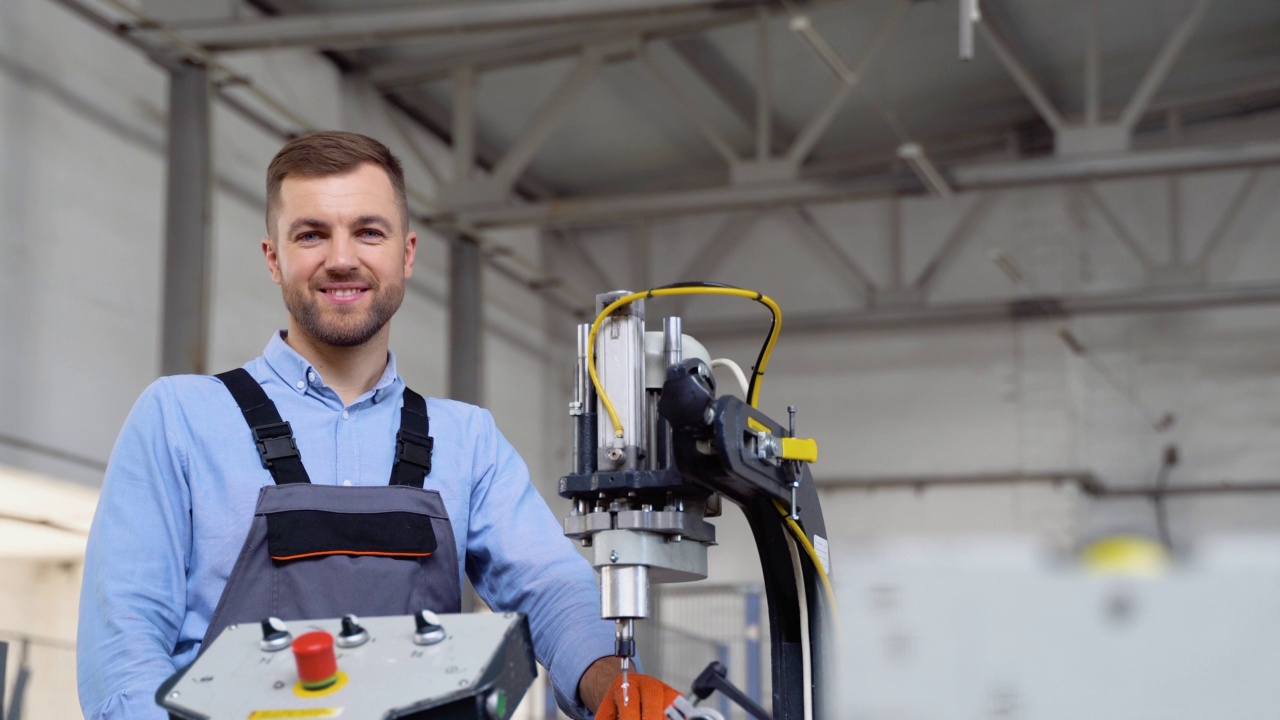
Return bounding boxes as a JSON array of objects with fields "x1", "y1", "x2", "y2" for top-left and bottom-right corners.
[{"x1": 77, "y1": 131, "x2": 642, "y2": 718}]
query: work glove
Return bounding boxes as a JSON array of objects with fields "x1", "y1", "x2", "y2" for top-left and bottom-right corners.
[{"x1": 595, "y1": 673, "x2": 682, "y2": 720}]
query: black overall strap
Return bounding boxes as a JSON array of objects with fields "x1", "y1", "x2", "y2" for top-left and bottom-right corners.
[
  {"x1": 390, "y1": 387, "x2": 433, "y2": 488},
  {"x1": 216, "y1": 368, "x2": 311, "y2": 485}
]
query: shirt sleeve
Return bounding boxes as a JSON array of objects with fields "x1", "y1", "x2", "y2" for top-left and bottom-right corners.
[
  {"x1": 464, "y1": 409, "x2": 615, "y2": 720},
  {"x1": 78, "y1": 379, "x2": 193, "y2": 720}
]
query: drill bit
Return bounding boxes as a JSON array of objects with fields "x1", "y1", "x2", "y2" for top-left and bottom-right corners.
[
  {"x1": 615, "y1": 618, "x2": 635, "y2": 706},
  {"x1": 620, "y1": 655, "x2": 630, "y2": 706}
]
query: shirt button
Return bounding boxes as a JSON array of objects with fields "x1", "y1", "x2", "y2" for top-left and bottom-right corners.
[
  {"x1": 308, "y1": 372, "x2": 317, "y2": 383},
  {"x1": 295, "y1": 380, "x2": 305, "y2": 390},
  {"x1": 342, "y1": 480, "x2": 352, "y2": 486},
  {"x1": 342, "y1": 410, "x2": 349, "y2": 420}
]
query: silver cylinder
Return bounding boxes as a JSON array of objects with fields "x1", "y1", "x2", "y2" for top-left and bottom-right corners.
[
  {"x1": 600, "y1": 565, "x2": 650, "y2": 620},
  {"x1": 571, "y1": 323, "x2": 590, "y2": 417},
  {"x1": 663, "y1": 316, "x2": 683, "y2": 370},
  {"x1": 596, "y1": 292, "x2": 645, "y2": 470}
]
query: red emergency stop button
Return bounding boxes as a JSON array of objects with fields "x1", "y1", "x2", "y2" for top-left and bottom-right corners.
[{"x1": 292, "y1": 630, "x2": 339, "y2": 690}]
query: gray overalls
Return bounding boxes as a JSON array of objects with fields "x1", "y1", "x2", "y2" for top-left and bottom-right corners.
[{"x1": 199, "y1": 368, "x2": 462, "y2": 650}]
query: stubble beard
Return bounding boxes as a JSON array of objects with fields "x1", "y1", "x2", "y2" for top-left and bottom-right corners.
[{"x1": 283, "y1": 271, "x2": 405, "y2": 348}]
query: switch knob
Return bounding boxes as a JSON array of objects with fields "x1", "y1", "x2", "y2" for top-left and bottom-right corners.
[
  {"x1": 292, "y1": 630, "x2": 339, "y2": 690},
  {"x1": 336, "y1": 613, "x2": 369, "y2": 648},
  {"x1": 259, "y1": 617, "x2": 292, "y2": 652},
  {"x1": 413, "y1": 609, "x2": 446, "y2": 646}
]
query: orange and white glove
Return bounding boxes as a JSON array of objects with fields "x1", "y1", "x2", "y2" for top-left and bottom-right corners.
[{"x1": 595, "y1": 673, "x2": 682, "y2": 720}]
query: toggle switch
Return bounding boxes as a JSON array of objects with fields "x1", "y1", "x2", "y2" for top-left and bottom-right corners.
[
  {"x1": 336, "y1": 614, "x2": 369, "y2": 649},
  {"x1": 260, "y1": 617, "x2": 292, "y2": 652},
  {"x1": 413, "y1": 609, "x2": 446, "y2": 646}
]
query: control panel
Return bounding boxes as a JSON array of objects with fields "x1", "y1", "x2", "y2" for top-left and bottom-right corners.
[{"x1": 157, "y1": 612, "x2": 535, "y2": 720}]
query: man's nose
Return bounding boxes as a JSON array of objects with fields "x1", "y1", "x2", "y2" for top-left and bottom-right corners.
[{"x1": 324, "y1": 232, "x2": 360, "y2": 272}]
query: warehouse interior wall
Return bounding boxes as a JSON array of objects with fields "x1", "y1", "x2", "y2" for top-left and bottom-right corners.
[{"x1": 5, "y1": 0, "x2": 1280, "y2": 717}]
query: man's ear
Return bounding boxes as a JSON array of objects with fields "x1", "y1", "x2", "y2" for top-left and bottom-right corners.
[
  {"x1": 403, "y1": 231, "x2": 418, "y2": 280},
  {"x1": 262, "y1": 236, "x2": 283, "y2": 285}
]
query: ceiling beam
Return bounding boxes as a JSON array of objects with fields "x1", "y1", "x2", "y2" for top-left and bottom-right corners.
[
  {"x1": 692, "y1": 281, "x2": 1280, "y2": 337},
  {"x1": 450, "y1": 139, "x2": 1280, "y2": 229},
  {"x1": 668, "y1": 35, "x2": 794, "y2": 153},
  {"x1": 368, "y1": 11, "x2": 748, "y2": 87},
  {"x1": 1119, "y1": 0, "x2": 1212, "y2": 130},
  {"x1": 975, "y1": 18, "x2": 1066, "y2": 134},
  {"x1": 162, "y1": 0, "x2": 763, "y2": 52}
]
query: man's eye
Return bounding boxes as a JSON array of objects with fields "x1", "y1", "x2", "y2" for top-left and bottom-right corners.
[
  {"x1": 297, "y1": 232, "x2": 322, "y2": 242},
  {"x1": 358, "y1": 229, "x2": 385, "y2": 239}
]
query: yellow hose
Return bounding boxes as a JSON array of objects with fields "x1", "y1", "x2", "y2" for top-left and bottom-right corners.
[
  {"x1": 588, "y1": 286, "x2": 781, "y2": 439},
  {"x1": 774, "y1": 500, "x2": 842, "y2": 635}
]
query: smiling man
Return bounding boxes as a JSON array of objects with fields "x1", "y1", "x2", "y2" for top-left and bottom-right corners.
[{"x1": 77, "y1": 131, "x2": 626, "y2": 719}]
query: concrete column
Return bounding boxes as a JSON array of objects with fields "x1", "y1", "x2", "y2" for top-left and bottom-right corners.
[
  {"x1": 448, "y1": 234, "x2": 483, "y2": 405},
  {"x1": 160, "y1": 63, "x2": 212, "y2": 376},
  {"x1": 448, "y1": 233, "x2": 483, "y2": 613}
]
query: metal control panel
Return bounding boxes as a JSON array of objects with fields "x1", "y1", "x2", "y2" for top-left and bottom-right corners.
[{"x1": 158, "y1": 612, "x2": 535, "y2": 720}]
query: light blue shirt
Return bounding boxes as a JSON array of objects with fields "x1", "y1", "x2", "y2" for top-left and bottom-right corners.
[{"x1": 78, "y1": 332, "x2": 613, "y2": 719}]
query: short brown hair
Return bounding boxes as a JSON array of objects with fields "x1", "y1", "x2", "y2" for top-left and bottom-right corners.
[{"x1": 265, "y1": 130, "x2": 408, "y2": 236}]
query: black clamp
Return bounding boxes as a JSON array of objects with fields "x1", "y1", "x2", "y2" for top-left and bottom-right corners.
[
  {"x1": 253, "y1": 421, "x2": 300, "y2": 469},
  {"x1": 396, "y1": 429, "x2": 434, "y2": 475}
]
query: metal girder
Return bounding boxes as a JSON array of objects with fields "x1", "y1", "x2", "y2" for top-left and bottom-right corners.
[
  {"x1": 912, "y1": 193, "x2": 999, "y2": 296},
  {"x1": 493, "y1": 51, "x2": 603, "y2": 190},
  {"x1": 165, "y1": 0, "x2": 756, "y2": 52},
  {"x1": 641, "y1": 49, "x2": 742, "y2": 166},
  {"x1": 975, "y1": 18, "x2": 1066, "y2": 134},
  {"x1": 673, "y1": 212, "x2": 761, "y2": 283},
  {"x1": 693, "y1": 281, "x2": 1280, "y2": 337},
  {"x1": 755, "y1": 10, "x2": 772, "y2": 161},
  {"x1": 160, "y1": 63, "x2": 212, "y2": 376},
  {"x1": 561, "y1": 231, "x2": 621, "y2": 292},
  {"x1": 455, "y1": 139, "x2": 1280, "y2": 229},
  {"x1": 819, "y1": 471, "x2": 1103, "y2": 494},
  {"x1": 368, "y1": 11, "x2": 745, "y2": 88},
  {"x1": 1118, "y1": 0, "x2": 1212, "y2": 130},
  {"x1": 954, "y1": 139, "x2": 1280, "y2": 186},
  {"x1": 1084, "y1": 0, "x2": 1101, "y2": 126},
  {"x1": 667, "y1": 35, "x2": 793, "y2": 154},
  {"x1": 784, "y1": 0, "x2": 908, "y2": 167},
  {"x1": 1196, "y1": 169, "x2": 1262, "y2": 265},
  {"x1": 782, "y1": 207, "x2": 876, "y2": 300},
  {"x1": 1076, "y1": 184, "x2": 1158, "y2": 270}
]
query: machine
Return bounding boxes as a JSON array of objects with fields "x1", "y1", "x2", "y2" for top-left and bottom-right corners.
[
  {"x1": 560, "y1": 285, "x2": 836, "y2": 719},
  {"x1": 156, "y1": 611, "x2": 535, "y2": 720}
]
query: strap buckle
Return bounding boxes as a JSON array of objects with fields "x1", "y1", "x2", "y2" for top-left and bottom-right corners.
[
  {"x1": 253, "y1": 421, "x2": 300, "y2": 469},
  {"x1": 396, "y1": 429, "x2": 434, "y2": 474}
]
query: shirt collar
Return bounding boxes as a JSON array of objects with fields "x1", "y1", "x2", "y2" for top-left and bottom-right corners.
[{"x1": 263, "y1": 331, "x2": 402, "y2": 403}]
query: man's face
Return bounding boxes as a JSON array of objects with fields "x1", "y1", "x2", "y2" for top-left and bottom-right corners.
[{"x1": 264, "y1": 163, "x2": 416, "y2": 348}]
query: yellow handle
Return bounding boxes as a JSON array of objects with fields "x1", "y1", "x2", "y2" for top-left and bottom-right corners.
[{"x1": 780, "y1": 437, "x2": 818, "y2": 463}]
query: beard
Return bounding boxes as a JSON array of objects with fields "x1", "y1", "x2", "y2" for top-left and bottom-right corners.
[{"x1": 283, "y1": 270, "x2": 405, "y2": 348}]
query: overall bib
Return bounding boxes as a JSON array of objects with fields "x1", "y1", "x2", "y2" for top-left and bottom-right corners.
[{"x1": 200, "y1": 369, "x2": 462, "y2": 650}]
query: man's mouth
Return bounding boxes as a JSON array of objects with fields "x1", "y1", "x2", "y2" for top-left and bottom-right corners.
[{"x1": 319, "y1": 286, "x2": 369, "y2": 303}]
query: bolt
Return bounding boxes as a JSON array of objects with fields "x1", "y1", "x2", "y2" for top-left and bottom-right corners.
[
  {"x1": 605, "y1": 447, "x2": 624, "y2": 463},
  {"x1": 169, "y1": 691, "x2": 180, "y2": 699},
  {"x1": 610, "y1": 550, "x2": 619, "y2": 563}
]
